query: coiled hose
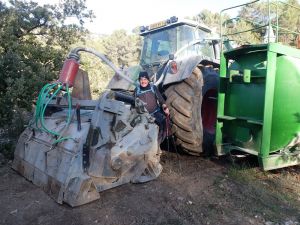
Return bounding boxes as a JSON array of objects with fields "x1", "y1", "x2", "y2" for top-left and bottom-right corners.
[{"x1": 34, "y1": 82, "x2": 73, "y2": 144}]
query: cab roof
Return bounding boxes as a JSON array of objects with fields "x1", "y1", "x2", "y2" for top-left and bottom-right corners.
[{"x1": 139, "y1": 17, "x2": 211, "y2": 36}]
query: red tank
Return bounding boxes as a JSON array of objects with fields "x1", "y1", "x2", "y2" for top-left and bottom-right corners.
[{"x1": 58, "y1": 58, "x2": 79, "y2": 88}]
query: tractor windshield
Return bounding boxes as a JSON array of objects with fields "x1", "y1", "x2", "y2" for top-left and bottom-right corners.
[
  {"x1": 140, "y1": 24, "x2": 213, "y2": 65},
  {"x1": 140, "y1": 27, "x2": 176, "y2": 65}
]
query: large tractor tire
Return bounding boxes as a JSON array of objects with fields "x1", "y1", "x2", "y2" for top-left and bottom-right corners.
[
  {"x1": 201, "y1": 67, "x2": 219, "y2": 156},
  {"x1": 165, "y1": 66, "x2": 219, "y2": 155},
  {"x1": 165, "y1": 66, "x2": 203, "y2": 155}
]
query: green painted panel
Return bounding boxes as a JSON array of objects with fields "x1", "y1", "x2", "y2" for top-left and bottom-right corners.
[
  {"x1": 225, "y1": 83, "x2": 265, "y2": 120},
  {"x1": 270, "y1": 55, "x2": 300, "y2": 151},
  {"x1": 221, "y1": 120, "x2": 262, "y2": 152},
  {"x1": 217, "y1": 46, "x2": 268, "y2": 154},
  {"x1": 228, "y1": 51, "x2": 267, "y2": 78},
  {"x1": 223, "y1": 49, "x2": 267, "y2": 122},
  {"x1": 260, "y1": 50, "x2": 277, "y2": 158},
  {"x1": 259, "y1": 154, "x2": 300, "y2": 171}
]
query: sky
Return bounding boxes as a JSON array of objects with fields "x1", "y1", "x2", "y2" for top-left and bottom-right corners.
[
  {"x1": 83, "y1": 0, "x2": 247, "y2": 34},
  {"x1": 36, "y1": 0, "x2": 248, "y2": 34}
]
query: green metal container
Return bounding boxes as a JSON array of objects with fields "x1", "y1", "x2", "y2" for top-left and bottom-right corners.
[{"x1": 216, "y1": 43, "x2": 300, "y2": 170}]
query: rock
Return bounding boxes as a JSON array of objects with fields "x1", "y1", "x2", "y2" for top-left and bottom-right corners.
[
  {"x1": 265, "y1": 222, "x2": 275, "y2": 225},
  {"x1": 284, "y1": 220, "x2": 299, "y2": 225},
  {"x1": 177, "y1": 197, "x2": 184, "y2": 201},
  {"x1": 10, "y1": 209, "x2": 18, "y2": 214}
]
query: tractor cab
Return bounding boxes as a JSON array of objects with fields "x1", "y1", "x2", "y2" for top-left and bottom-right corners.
[
  {"x1": 139, "y1": 17, "x2": 220, "y2": 80},
  {"x1": 107, "y1": 16, "x2": 220, "y2": 90}
]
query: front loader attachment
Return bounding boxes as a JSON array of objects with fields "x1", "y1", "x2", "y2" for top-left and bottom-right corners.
[{"x1": 12, "y1": 90, "x2": 162, "y2": 206}]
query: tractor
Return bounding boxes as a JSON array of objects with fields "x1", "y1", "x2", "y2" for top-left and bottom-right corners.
[{"x1": 108, "y1": 16, "x2": 221, "y2": 155}]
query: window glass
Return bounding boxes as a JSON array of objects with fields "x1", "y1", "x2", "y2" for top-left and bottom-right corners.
[
  {"x1": 140, "y1": 24, "x2": 214, "y2": 65},
  {"x1": 141, "y1": 28, "x2": 177, "y2": 65}
]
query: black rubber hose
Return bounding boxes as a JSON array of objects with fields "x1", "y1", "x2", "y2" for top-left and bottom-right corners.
[
  {"x1": 76, "y1": 104, "x2": 81, "y2": 131},
  {"x1": 114, "y1": 92, "x2": 135, "y2": 105}
]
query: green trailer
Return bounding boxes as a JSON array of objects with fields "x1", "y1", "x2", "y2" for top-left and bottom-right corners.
[{"x1": 216, "y1": 0, "x2": 300, "y2": 170}]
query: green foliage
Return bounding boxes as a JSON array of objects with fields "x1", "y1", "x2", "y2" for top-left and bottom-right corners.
[
  {"x1": 0, "y1": 0, "x2": 93, "y2": 138},
  {"x1": 222, "y1": 0, "x2": 300, "y2": 46},
  {"x1": 278, "y1": 0, "x2": 300, "y2": 46},
  {"x1": 77, "y1": 30, "x2": 141, "y2": 98},
  {"x1": 194, "y1": 9, "x2": 224, "y2": 32},
  {"x1": 102, "y1": 30, "x2": 141, "y2": 67},
  {"x1": 0, "y1": 142, "x2": 15, "y2": 159},
  {"x1": 74, "y1": 35, "x2": 114, "y2": 98},
  {"x1": 225, "y1": 19, "x2": 261, "y2": 45}
]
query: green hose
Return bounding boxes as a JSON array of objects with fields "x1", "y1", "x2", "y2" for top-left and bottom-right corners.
[
  {"x1": 35, "y1": 83, "x2": 57, "y2": 128},
  {"x1": 53, "y1": 83, "x2": 74, "y2": 144},
  {"x1": 52, "y1": 136, "x2": 73, "y2": 145},
  {"x1": 34, "y1": 82, "x2": 74, "y2": 145},
  {"x1": 66, "y1": 84, "x2": 72, "y2": 125},
  {"x1": 41, "y1": 84, "x2": 63, "y2": 136}
]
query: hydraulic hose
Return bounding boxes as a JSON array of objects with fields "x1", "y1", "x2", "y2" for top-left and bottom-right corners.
[
  {"x1": 35, "y1": 82, "x2": 74, "y2": 144},
  {"x1": 35, "y1": 83, "x2": 57, "y2": 128},
  {"x1": 68, "y1": 47, "x2": 136, "y2": 86},
  {"x1": 35, "y1": 46, "x2": 133, "y2": 144},
  {"x1": 41, "y1": 83, "x2": 63, "y2": 136}
]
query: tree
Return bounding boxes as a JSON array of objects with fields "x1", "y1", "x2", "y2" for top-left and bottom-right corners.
[
  {"x1": 74, "y1": 34, "x2": 115, "y2": 98},
  {"x1": 278, "y1": 0, "x2": 300, "y2": 46},
  {"x1": 233, "y1": 0, "x2": 300, "y2": 46},
  {"x1": 77, "y1": 30, "x2": 141, "y2": 98},
  {"x1": 0, "y1": 0, "x2": 93, "y2": 134},
  {"x1": 224, "y1": 19, "x2": 261, "y2": 45},
  {"x1": 102, "y1": 30, "x2": 141, "y2": 67},
  {"x1": 194, "y1": 9, "x2": 222, "y2": 32}
]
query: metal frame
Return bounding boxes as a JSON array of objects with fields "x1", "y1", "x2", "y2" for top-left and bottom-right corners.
[{"x1": 220, "y1": 0, "x2": 300, "y2": 48}]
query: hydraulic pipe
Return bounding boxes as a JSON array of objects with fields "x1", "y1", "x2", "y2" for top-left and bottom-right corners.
[
  {"x1": 68, "y1": 47, "x2": 136, "y2": 85},
  {"x1": 114, "y1": 91, "x2": 135, "y2": 105},
  {"x1": 76, "y1": 103, "x2": 81, "y2": 131}
]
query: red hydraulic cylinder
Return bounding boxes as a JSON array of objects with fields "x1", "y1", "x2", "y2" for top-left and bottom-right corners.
[{"x1": 58, "y1": 58, "x2": 80, "y2": 87}]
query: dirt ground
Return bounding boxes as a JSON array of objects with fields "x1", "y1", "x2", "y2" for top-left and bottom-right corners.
[{"x1": 1, "y1": 149, "x2": 300, "y2": 225}]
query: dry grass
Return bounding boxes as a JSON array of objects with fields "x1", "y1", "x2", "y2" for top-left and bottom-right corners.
[{"x1": 227, "y1": 162, "x2": 300, "y2": 221}]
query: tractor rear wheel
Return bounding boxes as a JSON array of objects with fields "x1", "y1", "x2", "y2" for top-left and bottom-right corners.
[
  {"x1": 165, "y1": 66, "x2": 219, "y2": 155},
  {"x1": 165, "y1": 66, "x2": 203, "y2": 155},
  {"x1": 201, "y1": 67, "x2": 219, "y2": 156}
]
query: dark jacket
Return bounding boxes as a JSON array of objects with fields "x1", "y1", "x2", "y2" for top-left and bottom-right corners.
[{"x1": 134, "y1": 83, "x2": 165, "y2": 114}]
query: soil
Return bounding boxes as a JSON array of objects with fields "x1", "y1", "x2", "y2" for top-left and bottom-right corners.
[{"x1": 0, "y1": 150, "x2": 300, "y2": 225}]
